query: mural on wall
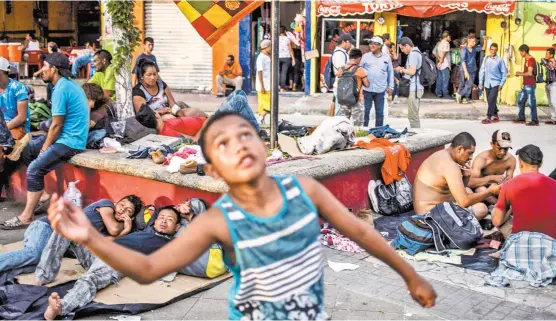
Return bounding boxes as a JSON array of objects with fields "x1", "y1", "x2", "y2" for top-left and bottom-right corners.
[
  {"x1": 174, "y1": 0, "x2": 263, "y2": 46},
  {"x1": 534, "y1": 12, "x2": 556, "y2": 39}
]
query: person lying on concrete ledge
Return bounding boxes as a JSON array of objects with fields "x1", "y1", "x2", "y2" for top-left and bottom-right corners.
[
  {"x1": 413, "y1": 132, "x2": 500, "y2": 221},
  {"x1": 467, "y1": 130, "x2": 516, "y2": 206},
  {"x1": 0, "y1": 195, "x2": 142, "y2": 273},
  {"x1": 40, "y1": 203, "x2": 226, "y2": 320},
  {"x1": 491, "y1": 145, "x2": 556, "y2": 240}
]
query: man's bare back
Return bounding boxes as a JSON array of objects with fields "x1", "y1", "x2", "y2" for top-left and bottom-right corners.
[{"x1": 413, "y1": 150, "x2": 458, "y2": 214}]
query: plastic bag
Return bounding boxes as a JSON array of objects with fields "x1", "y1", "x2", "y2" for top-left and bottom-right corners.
[{"x1": 63, "y1": 180, "x2": 82, "y2": 207}]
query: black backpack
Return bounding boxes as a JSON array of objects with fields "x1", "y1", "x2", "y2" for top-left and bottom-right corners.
[
  {"x1": 424, "y1": 202, "x2": 483, "y2": 252},
  {"x1": 535, "y1": 60, "x2": 545, "y2": 84},
  {"x1": 336, "y1": 65, "x2": 360, "y2": 106},
  {"x1": 415, "y1": 48, "x2": 437, "y2": 87}
]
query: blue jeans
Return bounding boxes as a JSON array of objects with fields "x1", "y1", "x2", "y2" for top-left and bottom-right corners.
[
  {"x1": 458, "y1": 66, "x2": 476, "y2": 99},
  {"x1": 87, "y1": 129, "x2": 107, "y2": 148},
  {"x1": 517, "y1": 84, "x2": 538, "y2": 122},
  {"x1": 0, "y1": 220, "x2": 52, "y2": 272},
  {"x1": 435, "y1": 68, "x2": 450, "y2": 97},
  {"x1": 363, "y1": 91, "x2": 386, "y2": 127},
  {"x1": 71, "y1": 55, "x2": 94, "y2": 78},
  {"x1": 22, "y1": 136, "x2": 82, "y2": 192},
  {"x1": 215, "y1": 90, "x2": 261, "y2": 132}
]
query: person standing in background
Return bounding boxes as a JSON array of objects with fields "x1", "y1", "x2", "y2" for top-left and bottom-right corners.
[
  {"x1": 479, "y1": 43, "x2": 507, "y2": 124},
  {"x1": 435, "y1": 31, "x2": 451, "y2": 99},
  {"x1": 542, "y1": 48, "x2": 556, "y2": 125},
  {"x1": 256, "y1": 40, "x2": 272, "y2": 123},
  {"x1": 278, "y1": 26, "x2": 295, "y2": 92},
  {"x1": 514, "y1": 44, "x2": 539, "y2": 126}
]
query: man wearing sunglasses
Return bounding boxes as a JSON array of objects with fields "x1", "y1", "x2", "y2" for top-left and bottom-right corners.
[{"x1": 468, "y1": 130, "x2": 516, "y2": 206}]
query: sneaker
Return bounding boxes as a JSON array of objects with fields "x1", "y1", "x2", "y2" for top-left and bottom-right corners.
[
  {"x1": 526, "y1": 121, "x2": 540, "y2": 126},
  {"x1": 461, "y1": 97, "x2": 469, "y2": 104},
  {"x1": 492, "y1": 116, "x2": 500, "y2": 122},
  {"x1": 481, "y1": 118, "x2": 493, "y2": 124},
  {"x1": 455, "y1": 93, "x2": 462, "y2": 104},
  {"x1": 512, "y1": 119, "x2": 526, "y2": 124},
  {"x1": 545, "y1": 120, "x2": 556, "y2": 125},
  {"x1": 367, "y1": 180, "x2": 380, "y2": 213}
]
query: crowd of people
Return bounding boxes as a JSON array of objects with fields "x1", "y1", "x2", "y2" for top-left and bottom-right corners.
[{"x1": 320, "y1": 30, "x2": 556, "y2": 129}]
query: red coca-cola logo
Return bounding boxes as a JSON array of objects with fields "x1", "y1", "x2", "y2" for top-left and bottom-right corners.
[
  {"x1": 317, "y1": 5, "x2": 342, "y2": 16},
  {"x1": 484, "y1": 3, "x2": 511, "y2": 13}
]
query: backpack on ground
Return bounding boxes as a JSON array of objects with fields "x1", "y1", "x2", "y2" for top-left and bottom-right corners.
[
  {"x1": 392, "y1": 215, "x2": 434, "y2": 255},
  {"x1": 336, "y1": 66, "x2": 360, "y2": 106},
  {"x1": 424, "y1": 202, "x2": 483, "y2": 252},
  {"x1": 368, "y1": 176, "x2": 413, "y2": 216}
]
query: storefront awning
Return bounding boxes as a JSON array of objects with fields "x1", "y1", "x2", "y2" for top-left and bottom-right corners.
[{"x1": 316, "y1": 1, "x2": 515, "y2": 18}]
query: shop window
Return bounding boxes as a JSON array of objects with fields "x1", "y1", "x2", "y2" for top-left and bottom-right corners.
[{"x1": 321, "y1": 18, "x2": 374, "y2": 55}]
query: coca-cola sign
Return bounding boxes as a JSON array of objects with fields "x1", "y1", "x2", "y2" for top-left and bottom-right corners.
[
  {"x1": 484, "y1": 3, "x2": 512, "y2": 14},
  {"x1": 317, "y1": 4, "x2": 342, "y2": 16},
  {"x1": 362, "y1": 3, "x2": 403, "y2": 12}
]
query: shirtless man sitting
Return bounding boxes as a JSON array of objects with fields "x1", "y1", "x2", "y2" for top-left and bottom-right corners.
[
  {"x1": 468, "y1": 130, "x2": 516, "y2": 205},
  {"x1": 414, "y1": 132, "x2": 501, "y2": 220}
]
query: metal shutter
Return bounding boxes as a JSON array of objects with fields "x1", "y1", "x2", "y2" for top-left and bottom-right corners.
[{"x1": 144, "y1": 0, "x2": 213, "y2": 91}]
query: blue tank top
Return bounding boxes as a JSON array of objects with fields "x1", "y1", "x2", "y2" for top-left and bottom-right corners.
[{"x1": 214, "y1": 176, "x2": 328, "y2": 320}]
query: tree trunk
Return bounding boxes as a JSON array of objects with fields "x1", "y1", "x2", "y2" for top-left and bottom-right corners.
[
  {"x1": 104, "y1": 0, "x2": 134, "y2": 120},
  {"x1": 113, "y1": 26, "x2": 134, "y2": 119}
]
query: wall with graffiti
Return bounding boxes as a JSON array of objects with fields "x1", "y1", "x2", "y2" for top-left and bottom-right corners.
[{"x1": 487, "y1": 1, "x2": 556, "y2": 106}]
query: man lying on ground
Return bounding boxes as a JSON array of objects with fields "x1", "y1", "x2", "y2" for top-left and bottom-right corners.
[
  {"x1": 467, "y1": 130, "x2": 516, "y2": 205},
  {"x1": 492, "y1": 145, "x2": 556, "y2": 239},
  {"x1": 414, "y1": 132, "x2": 500, "y2": 220},
  {"x1": 41, "y1": 206, "x2": 182, "y2": 320},
  {"x1": 0, "y1": 196, "x2": 142, "y2": 273}
]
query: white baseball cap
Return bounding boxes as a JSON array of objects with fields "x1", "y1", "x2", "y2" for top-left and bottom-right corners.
[
  {"x1": 0, "y1": 57, "x2": 9, "y2": 72},
  {"x1": 370, "y1": 36, "x2": 384, "y2": 46}
]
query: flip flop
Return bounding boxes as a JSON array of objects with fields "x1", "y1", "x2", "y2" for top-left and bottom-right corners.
[
  {"x1": 1, "y1": 216, "x2": 31, "y2": 230},
  {"x1": 34, "y1": 198, "x2": 51, "y2": 215}
]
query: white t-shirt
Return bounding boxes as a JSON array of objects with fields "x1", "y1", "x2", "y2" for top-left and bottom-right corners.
[
  {"x1": 26, "y1": 40, "x2": 40, "y2": 51},
  {"x1": 279, "y1": 36, "x2": 291, "y2": 59},
  {"x1": 437, "y1": 39, "x2": 451, "y2": 70},
  {"x1": 256, "y1": 53, "x2": 271, "y2": 92},
  {"x1": 382, "y1": 44, "x2": 390, "y2": 56},
  {"x1": 332, "y1": 47, "x2": 348, "y2": 89}
]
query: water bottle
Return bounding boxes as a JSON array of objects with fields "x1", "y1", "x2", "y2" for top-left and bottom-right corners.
[{"x1": 63, "y1": 180, "x2": 82, "y2": 207}]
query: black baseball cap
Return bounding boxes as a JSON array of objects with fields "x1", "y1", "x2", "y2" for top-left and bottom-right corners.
[
  {"x1": 517, "y1": 144, "x2": 543, "y2": 166},
  {"x1": 338, "y1": 33, "x2": 355, "y2": 44},
  {"x1": 44, "y1": 52, "x2": 73, "y2": 78}
]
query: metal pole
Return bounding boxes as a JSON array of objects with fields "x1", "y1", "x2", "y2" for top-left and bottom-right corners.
[{"x1": 270, "y1": 0, "x2": 280, "y2": 149}]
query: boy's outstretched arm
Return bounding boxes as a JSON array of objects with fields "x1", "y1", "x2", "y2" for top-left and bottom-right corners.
[
  {"x1": 47, "y1": 195, "x2": 221, "y2": 284},
  {"x1": 299, "y1": 176, "x2": 437, "y2": 308}
]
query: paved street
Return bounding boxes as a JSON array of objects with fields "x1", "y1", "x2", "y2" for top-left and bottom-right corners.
[{"x1": 2, "y1": 89, "x2": 556, "y2": 319}]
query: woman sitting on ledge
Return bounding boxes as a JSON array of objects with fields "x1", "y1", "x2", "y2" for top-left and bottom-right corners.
[{"x1": 132, "y1": 60, "x2": 208, "y2": 138}]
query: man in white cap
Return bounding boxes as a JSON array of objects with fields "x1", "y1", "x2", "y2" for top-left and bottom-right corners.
[
  {"x1": 468, "y1": 130, "x2": 516, "y2": 206},
  {"x1": 359, "y1": 36, "x2": 394, "y2": 127},
  {"x1": 256, "y1": 39, "x2": 272, "y2": 123}
]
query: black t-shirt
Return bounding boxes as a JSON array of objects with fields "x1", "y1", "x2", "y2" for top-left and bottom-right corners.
[
  {"x1": 132, "y1": 81, "x2": 168, "y2": 101},
  {"x1": 39, "y1": 199, "x2": 115, "y2": 236},
  {"x1": 114, "y1": 227, "x2": 173, "y2": 254}
]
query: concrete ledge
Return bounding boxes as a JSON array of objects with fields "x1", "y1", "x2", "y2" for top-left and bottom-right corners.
[{"x1": 67, "y1": 129, "x2": 454, "y2": 194}]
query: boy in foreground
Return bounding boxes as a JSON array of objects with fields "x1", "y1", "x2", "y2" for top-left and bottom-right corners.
[{"x1": 47, "y1": 112, "x2": 436, "y2": 320}]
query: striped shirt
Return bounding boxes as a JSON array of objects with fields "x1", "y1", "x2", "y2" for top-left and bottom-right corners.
[{"x1": 215, "y1": 176, "x2": 328, "y2": 320}]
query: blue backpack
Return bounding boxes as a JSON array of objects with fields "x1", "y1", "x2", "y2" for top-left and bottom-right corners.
[
  {"x1": 392, "y1": 215, "x2": 434, "y2": 255},
  {"x1": 323, "y1": 49, "x2": 348, "y2": 89}
]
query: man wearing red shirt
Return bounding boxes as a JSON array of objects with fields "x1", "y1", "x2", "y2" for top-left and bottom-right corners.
[
  {"x1": 514, "y1": 45, "x2": 539, "y2": 126},
  {"x1": 492, "y1": 145, "x2": 556, "y2": 239}
]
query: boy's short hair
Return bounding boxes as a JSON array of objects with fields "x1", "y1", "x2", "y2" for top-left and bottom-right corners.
[
  {"x1": 120, "y1": 195, "x2": 143, "y2": 217},
  {"x1": 548, "y1": 48, "x2": 555, "y2": 56},
  {"x1": 349, "y1": 48, "x2": 363, "y2": 60},
  {"x1": 490, "y1": 43, "x2": 499, "y2": 49},
  {"x1": 144, "y1": 37, "x2": 154, "y2": 44},
  {"x1": 156, "y1": 205, "x2": 180, "y2": 222},
  {"x1": 519, "y1": 44, "x2": 529, "y2": 53},
  {"x1": 198, "y1": 111, "x2": 258, "y2": 164},
  {"x1": 94, "y1": 49, "x2": 113, "y2": 63}
]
